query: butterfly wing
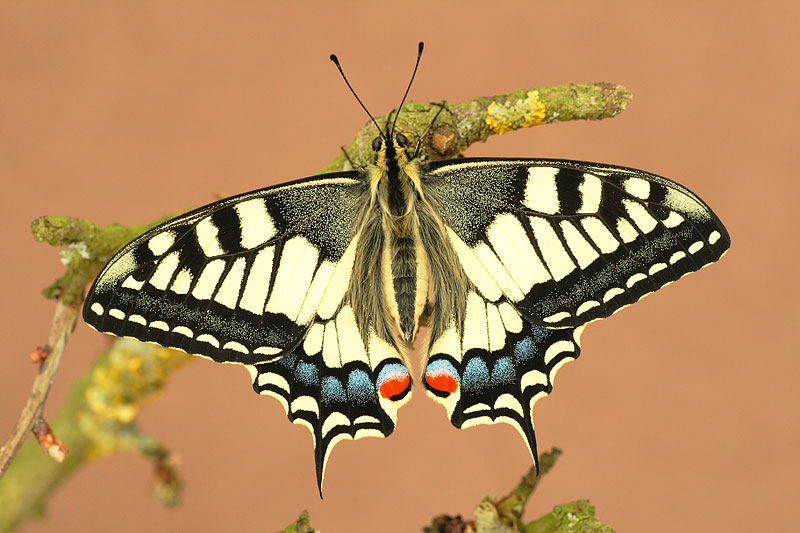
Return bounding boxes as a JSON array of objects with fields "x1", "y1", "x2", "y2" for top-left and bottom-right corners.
[
  {"x1": 421, "y1": 158, "x2": 729, "y2": 465},
  {"x1": 423, "y1": 291, "x2": 581, "y2": 469},
  {"x1": 84, "y1": 172, "x2": 364, "y2": 362},
  {"x1": 425, "y1": 158, "x2": 730, "y2": 328},
  {"x1": 83, "y1": 172, "x2": 413, "y2": 492},
  {"x1": 251, "y1": 307, "x2": 411, "y2": 494}
]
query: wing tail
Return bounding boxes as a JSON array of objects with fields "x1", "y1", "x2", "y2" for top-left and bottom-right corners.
[
  {"x1": 423, "y1": 291, "x2": 582, "y2": 464},
  {"x1": 250, "y1": 306, "x2": 412, "y2": 495}
]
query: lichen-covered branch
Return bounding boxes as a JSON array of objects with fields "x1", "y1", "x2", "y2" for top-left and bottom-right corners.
[
  {"x1": 0, "y1": 213, "x2": 181, "y2": 487},
  {"x1": 30, "y1": 213, "x2": 179, "y2": 306},
  {"x1": 423, "y1": 449, "x2": 614, "y2": 532},
  {"x1": 2, "y1": 80, "x2": 631, "y2": 531},
  {"x1": 279, "y1": 510, "x2": 316, "y2": 533},
  {"x1": 321, "y1": 81, "x2": 632, "y2": 172}
]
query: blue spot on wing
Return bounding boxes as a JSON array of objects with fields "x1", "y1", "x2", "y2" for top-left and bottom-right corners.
[
  {"x1": 462, "y1": 358, "x2": 489, "y2": 392},
  {"x1": 279, "y1": 351, "x2": 297, "y2": 368},
  {"x1": 347, "y1": 369, "x2": 375, "y2": 405},
  {"x1": 514, "y1": 322, "x2": 563, "y2": 364},
  {"x1": 425, "y1": 358, "x2": 460, "y2": 381},
  {"x1": 377, "y1": 363, "x2": 409, "y2": 387},
  {"x1": 514, "y1": 337, "x2": 535, "y2": 362},
  {"x1": 321, "y1": 376, "x2": 346, "y2": 404},
  {"x1": 295, "y1": 361, "x2": 319, "y2": 386},
  {"x1": 529, "y1": 322, "x2": 552, "y2": 344},
  {"x1": 491, "y1": 356, "x2": 515, "y2": 385}
]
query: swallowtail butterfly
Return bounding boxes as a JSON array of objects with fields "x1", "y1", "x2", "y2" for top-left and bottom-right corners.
[{"x1": 83, "y1": 43, "x2": 730, "y2": 494}]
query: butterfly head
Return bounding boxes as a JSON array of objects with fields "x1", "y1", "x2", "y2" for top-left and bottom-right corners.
[
  {"x1": 371, "y1": 132, "x2": 414, "y2": 167},
  {"x1": 332, "y1": 42, "x2": 423, "y2": 166}
]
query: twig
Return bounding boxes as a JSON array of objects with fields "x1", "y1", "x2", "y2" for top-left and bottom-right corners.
[
  {"x1": 279, "y1": 510, "x2": 316, "y2": 533},
  {"x1": 0, "y1": 212, "x2": 179, "y2": 481},
  {"x1": 321, "y1": 81, "x2": 632, "y2": 172},
  {"x1": 0, "y1": 301, "x2": 77, "y2": 478},
  {"x1": 424, "y1": 449, "x2": 615, "y2": 532},
  {"x1": 494, "y1": 448, "x2": 562, "y2": 527}
]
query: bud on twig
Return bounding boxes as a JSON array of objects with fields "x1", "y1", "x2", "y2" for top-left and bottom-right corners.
[
  {"x1": 28, "y1": 346, "x2": 50, "y2": 364},
  {"x1": 31, "y1": 418, "x2": 68, "y2": 463}
]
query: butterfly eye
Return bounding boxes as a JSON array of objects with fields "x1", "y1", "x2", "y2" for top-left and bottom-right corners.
[
  {"x1": 371, "y1": 137, "x2": 383, "y2": 151},
  {"x1": 396, "y1": 133, "x2": 409, "y2": 148}
]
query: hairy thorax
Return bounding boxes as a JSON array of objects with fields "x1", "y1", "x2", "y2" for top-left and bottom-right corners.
[{"x1": 348, "y1": 148, "x2": 469, "y2": 355}]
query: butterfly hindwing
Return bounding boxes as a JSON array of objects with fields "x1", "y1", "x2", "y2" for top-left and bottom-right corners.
[
  {"x1": 423, "y1": 291, "x2": 581, "y2": 469},
  {"x1": 425, "y1": 158, "x2": 731, "y2": 328},
  {"x1": 83, "y1": 172, "x2": 364, "y2": 364},
  {"x1": 249, "y1": 304, "x2": 412, "y2": 494}
]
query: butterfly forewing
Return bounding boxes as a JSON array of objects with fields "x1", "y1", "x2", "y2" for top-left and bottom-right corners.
[
  {"x1": 83, "y1": 172, "x2": 364, "y2": 364},
  {"x1": 425, "y1": 158, "x2": 731, "y2": 328}
]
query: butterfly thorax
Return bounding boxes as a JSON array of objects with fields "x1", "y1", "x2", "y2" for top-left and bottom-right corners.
[{"x1": 347, "y1": 135, "x2": 470, "y2": 357}]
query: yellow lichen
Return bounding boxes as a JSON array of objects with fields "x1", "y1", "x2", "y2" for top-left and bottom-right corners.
[
  {"x1": 78, "y1": 339, "x2": 192, "y2": 458},
  {"x1": 485, "y1": 90, "x2": 547, "y2": 134}
]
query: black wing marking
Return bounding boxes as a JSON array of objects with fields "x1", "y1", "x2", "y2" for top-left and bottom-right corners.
[
  {"x1": 425, "y1": 158, "x2": 730, "y2": 328},
  {"x1": 423, "y1": 290, "x2": 581, "y2": 470},
  {"x1": 250, "y1": 304, "x2": 412, "y2": 495},
  {"x1": 83, "y1": 172, "x2": 365, "y2": 364}
]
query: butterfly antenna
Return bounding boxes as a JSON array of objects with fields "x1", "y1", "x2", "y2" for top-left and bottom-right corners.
[
  {"x1": 390, "y1": 41, "x2": 425, "y2": 136},
  {"x1": 330, "y1": 53, "x2": 386, "y2": 140}
]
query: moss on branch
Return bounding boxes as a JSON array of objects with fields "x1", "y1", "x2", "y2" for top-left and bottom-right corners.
[{"x1": 425, "y1": 449, "x2": 614, "y2": 532}]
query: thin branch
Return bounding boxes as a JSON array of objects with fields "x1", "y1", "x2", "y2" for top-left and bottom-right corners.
[
  {"x1": 0, "y1": 302, "x2": 77, "y2": 478},
  {"x1": 424, "y1": 449, "x2": 615, "y2": 532},
  {"x1": 494, "y1": 448, "x2": 562, "y2": 527}
]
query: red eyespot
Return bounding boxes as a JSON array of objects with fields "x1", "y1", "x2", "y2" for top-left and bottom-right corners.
[
  {"x1": 425, "y1": 370, "x2": 459, "y2": 394},
  {"x1": 379, "y1": 372, "x2": 411, "y2": 399}
]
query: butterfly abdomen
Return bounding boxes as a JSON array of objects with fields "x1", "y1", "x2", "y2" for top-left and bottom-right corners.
[{"x1": 390, "y1": 235, "x2": 417, "y2": 341}]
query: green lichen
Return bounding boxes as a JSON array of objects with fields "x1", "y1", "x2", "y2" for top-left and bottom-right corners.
[
  {"x1": 525, "y1": 501, "x2": 614, "y2": 533},
  {"x1": 279, "y1": 510, "x2": 316, "y2": 533}
]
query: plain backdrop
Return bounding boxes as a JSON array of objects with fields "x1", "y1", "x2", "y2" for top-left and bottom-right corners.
[{"x1": 1, "y1": 2, "x2": 797, "y2": 532}]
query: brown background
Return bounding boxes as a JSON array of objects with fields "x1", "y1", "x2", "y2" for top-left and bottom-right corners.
[{"x1": 1, "y1": 1, "x2": 797, "y2": 531}]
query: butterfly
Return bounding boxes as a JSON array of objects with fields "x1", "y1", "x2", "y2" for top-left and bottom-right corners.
[{"x1": 82, "y1": 43, "x2": 730, "y2": 494}]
